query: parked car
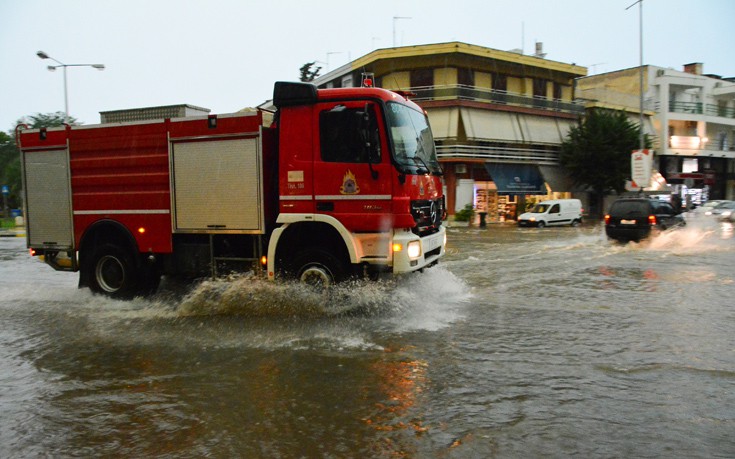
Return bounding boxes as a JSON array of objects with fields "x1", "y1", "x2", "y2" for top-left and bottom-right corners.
[
  {"x1": 605, "y1": 197, "x2": 685, "y2": 242},
  {"x1": 687, "y1": 199, "x2": 732, "y2": 219},
  {"x1": 707, "y1": 201, "x2": 735, "y2": 222},
  {"x1": 517, "y1": 199, "x2": 583, "y2": 228}
]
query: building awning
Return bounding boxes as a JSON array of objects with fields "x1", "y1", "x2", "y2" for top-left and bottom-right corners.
[
  {"x1": 539, "y1": 165, "x2": 574, "y2": 191},
  {"x1": 517, "y1": 115, "x2": 566, "y2": 144},
  {"x1": 460, "y1": 108, "x2": 575, "y2": 145},
  {"x1": 485, "y1": 163, "x2": 546, "y2": 194},
  {"x1": 460, "y1": 108, "x2": 522, "y2": 142},
  {"x1": 426, "y1": 108, "x2": 459, "y2": 139}
]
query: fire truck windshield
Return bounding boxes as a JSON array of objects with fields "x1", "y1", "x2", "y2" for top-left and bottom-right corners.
[{"x1": 386, "y1": 102, "x2": 442, "y2": 175}]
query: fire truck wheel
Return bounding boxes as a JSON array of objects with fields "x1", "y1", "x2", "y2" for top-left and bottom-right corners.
[
  {"x1": 87, "y1": 243, "x2": 141, "y2": 299},
  {"x1": 293, "y1": 248, "x2": 347, "y2": 288}
]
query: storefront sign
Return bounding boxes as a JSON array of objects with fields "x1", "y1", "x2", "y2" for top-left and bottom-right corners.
[
  {"x1": 631, "y1": 149, "x2": 653, "y2": 189},
  {"x1": 485, "y1": 163, "x2": 545, "y2": 194}
]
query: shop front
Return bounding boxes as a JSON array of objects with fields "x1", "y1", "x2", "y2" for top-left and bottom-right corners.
[
  {"x1": 659, "y1": 155, "x2": 729, "y2": 205},
  {"x1": 446, "y1": 161, "x2": 576, "y2": 224}
]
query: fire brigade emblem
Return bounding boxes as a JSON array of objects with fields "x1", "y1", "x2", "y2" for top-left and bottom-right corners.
[{"x1": 340, "y1": 170, "x2": 360, "y2": 194}]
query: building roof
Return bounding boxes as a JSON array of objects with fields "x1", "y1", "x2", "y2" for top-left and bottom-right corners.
[{"x1": 313, "y1": 41, "x2": 587, "y2": 85}]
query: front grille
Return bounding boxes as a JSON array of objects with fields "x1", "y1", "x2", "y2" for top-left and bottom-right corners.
[
  {"x1": 424, "y1": 246, "x2": 442, "y2": 259},
  {"x1": 411, "y1": 197, "x2": 444, "y2": 236}
]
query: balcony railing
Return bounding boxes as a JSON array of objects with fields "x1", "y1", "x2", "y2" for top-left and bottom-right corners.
[
  {"x1": 408, "y1": 84, "x2": 585, "y2": 115},
  {"x1": 668, "y1": 101, "x2": 735, "y2": 119},
  {"x1": 436, "y1": 144, "x2": 561, "y2": 165}
]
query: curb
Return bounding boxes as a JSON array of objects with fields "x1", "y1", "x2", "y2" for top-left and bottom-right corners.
[{"x1": 0, "y1": 230, "x2": 25, "y2": 238}]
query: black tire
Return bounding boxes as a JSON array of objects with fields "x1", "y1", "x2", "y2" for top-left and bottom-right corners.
[
  {"x1": 571, "y1": 219, "x2": 581, "y2": 227},
  {"x1": 86, "y1": 243, "x2": 154, "y2": 299},
  {"x1": 537, "y1": 221, "x2": 546, "y2": 229},
  {"x1": 292, "y1": 248, "x2": 348, "y2": 288}
]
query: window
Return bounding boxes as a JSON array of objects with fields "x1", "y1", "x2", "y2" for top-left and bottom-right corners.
[
  {"x1": 533, "y1": 78, "x2": 548, "y2": 98},
  {"x1": 492, "y1": 73, "x2": 507, "y2": 92},
  {"x1": 410, "y1": 68, "x2": 434, "y2": 88},
  {"x1": 553, "y1": 83, "x2": 563, "y2": 100},
  {"x1": 654, "y1": 202, "x2": 674, "y2": 216},
  {"x1": 319, "y1": 105, "x2": 380, "y2": 163},
  {"x1": 550, "y1": 204, "x2": 560, "y2": 213},
  {"x1": 458, "y1": 68, "x2": 474, "y2": 87}
]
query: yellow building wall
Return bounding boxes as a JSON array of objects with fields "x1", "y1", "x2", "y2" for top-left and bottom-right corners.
[
  {"x1": 382, "y1": 71, "x2": 411, "y2": 90},
  {"x1": 577, "y1": 68, "x2": 647, "y2": 96},
  {"x1": 507, "y1": 76, "x2": 523, "y2": 94},
  {"x1": 475, "y1": 71, "x2": 492, "y2": 89},
  {"x1": 524, "y1": 77, "x2": 534, "y2": 96},
  {"x1": 434, "y1": 68, "x2": 458, "y2": 86},
  {"x1": 561, "y1": 85, "x2": 572, "y2": 101}
]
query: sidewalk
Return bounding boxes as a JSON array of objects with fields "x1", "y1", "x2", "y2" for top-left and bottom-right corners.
[{"x1": 0, "y1": 227, "x2": 25, "y2": 238}]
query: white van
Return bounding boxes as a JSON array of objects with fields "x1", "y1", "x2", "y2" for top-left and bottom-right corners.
[{"x1": 517, "y1": 199, "x2": 583, "y2": 228}]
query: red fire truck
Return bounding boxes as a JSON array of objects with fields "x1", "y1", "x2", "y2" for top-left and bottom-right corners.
[{"x1": 17, "y1": 81, "x2": 446, "y2": 298}]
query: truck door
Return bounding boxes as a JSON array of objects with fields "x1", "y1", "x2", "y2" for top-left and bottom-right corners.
[
  {"x1": 548, "y1": 203, "x2": 562, "y2": 225},
  {"x1": 313, "y1": 101, "x2": 392, "y2": 231}
]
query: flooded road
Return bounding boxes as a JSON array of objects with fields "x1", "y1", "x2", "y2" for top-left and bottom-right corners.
[{"x1": 1, "y1": 222, "x2": 734, "y2": 458}]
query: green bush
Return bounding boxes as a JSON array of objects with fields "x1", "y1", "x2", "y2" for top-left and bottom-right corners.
[{"x1": 454, "y1": 204, "x2": 475, "y2": 222}]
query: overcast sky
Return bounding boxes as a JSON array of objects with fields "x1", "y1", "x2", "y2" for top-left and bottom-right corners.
[{"x1": 2, "y1": 0, "x2": 733, "y2": 132}]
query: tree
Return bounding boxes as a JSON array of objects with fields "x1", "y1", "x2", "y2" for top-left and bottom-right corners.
[
  {"x1": 1, "y1": 112, "x2": 79, "y2": 212},
  {"x1": 16, "y1": 111, "x2": 77, "y2": 129},
  {"x1": 299, "y1": 62, "x2": 322, "y2": 82},
  {"x1": 0, "y1": 131, "x2": 21, "y2": 212},
  {"x1": 560, "y1": 109, "x2": 651, "y2": 217}
]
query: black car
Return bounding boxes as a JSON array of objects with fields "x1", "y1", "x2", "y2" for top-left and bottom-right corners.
[{"x1": 605, "y1": 198, "x2": 685, "y2": 242}]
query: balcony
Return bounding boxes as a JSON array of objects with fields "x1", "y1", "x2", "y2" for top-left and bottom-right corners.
[
  {"x1": 408, "y1": 84, "x2": 585, "y2": 115},
  {"x1": 666, "y1": 135, "x2": 735, "y2": 159},
  {"x1": 436, "y1": 144, "x2": 561, "y2": 165},
  {"x1": 668, "y1": 101, "x2": 735, "y2": 119}
]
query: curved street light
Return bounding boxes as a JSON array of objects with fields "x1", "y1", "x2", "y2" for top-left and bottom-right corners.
[{"x1": 36, "y1": 51, "x2": 105, "y2": 124}]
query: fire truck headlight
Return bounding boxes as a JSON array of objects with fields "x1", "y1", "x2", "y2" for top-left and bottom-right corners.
[{"x1": 407, "y1": 241, "x2": 421, "y2": 258}]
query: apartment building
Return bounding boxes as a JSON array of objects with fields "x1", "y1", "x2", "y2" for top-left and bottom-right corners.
[
  {"x1": 578, "y1": 63, "x2": 735, "y2": 203},
  {"x1": 313, "y1": 42, "x2": 587, "y2": 222}
]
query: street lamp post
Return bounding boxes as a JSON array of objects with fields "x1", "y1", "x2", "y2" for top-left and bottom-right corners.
[
  {"x1": 625, "y1": 1, "x2": 645, "y2": 152},
  {"x1": 36, "y1": 51, "x2": 105, "y2": 124}
]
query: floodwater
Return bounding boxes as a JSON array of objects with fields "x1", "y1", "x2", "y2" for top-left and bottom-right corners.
[{"x1": 1, "y1": 221, "x2": 734, "y2": 458}]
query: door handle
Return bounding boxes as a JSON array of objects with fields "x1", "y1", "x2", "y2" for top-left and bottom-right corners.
[{"x1": 317, "y1": 202, "x2": 334, "y2": 212}]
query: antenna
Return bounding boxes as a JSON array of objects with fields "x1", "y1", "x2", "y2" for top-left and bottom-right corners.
[
  {"x1": 393, "y1": 16, "x2": 411, "y2": 47},
  {"x1": 521, "y1": 21, "x2": 525, "y2": 54},
  {"x1": 326, "y1": 51, "x2": 343, "y2": 72}
]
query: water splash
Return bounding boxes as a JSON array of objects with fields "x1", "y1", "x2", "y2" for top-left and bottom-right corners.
[
  {"x1": 647, "y1": 220, "x2": 733, "y2": 253},
  {"x1": 174, "y1": 266, "x2": 471, "y2": 328}
]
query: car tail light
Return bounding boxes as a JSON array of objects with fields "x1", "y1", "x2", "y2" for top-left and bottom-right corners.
[
  {"x1": 604, "y1": 214, "x2": 611, "y2": 225},
  {"x1": 648, "y1": 215, "x2": 657, "y2": 225}
]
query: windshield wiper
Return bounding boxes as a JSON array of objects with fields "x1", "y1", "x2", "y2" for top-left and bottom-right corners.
[{"x1": 410, "y1": 155, "x2": 430, "y2": 174}]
